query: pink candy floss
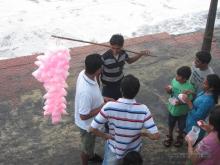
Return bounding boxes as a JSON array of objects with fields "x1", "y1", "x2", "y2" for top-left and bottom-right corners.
[{"x1": 32, "y1": 49, "x2": 70, "y2": 124}]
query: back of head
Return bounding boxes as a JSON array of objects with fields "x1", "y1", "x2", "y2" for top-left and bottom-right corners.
[
  {"x1": 120, "y1": 74, "x2": 140, "y2": 99},
  {"x1": 110, "y1": 34, "x2": 124, "y2": 47},
  {"x1": 85, "y1": 53, "x2": 102, "y2": 74},
  {"x1": 177, "y1": 66, "x2": 192, "y2": 80},
  {"x1": 196, "y1": 51, "x2": 212, "y2": 64},
  {"x1": 209, "y1": 106, "x2": 220, "y2": 140},
  {"x1": 206, "y1": 74, "x2": 220, "y2": 104},
  {"x1": 122, "y1": 151, "x2": 143, "y2": 165}
]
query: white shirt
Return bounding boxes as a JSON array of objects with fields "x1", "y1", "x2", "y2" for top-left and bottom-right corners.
[
  {"x1": 190, "y1": 62, "x2": 214, "y2": 93},
  {"x1": 74, "y1": 70, "x2": 104, "y2": 131}
]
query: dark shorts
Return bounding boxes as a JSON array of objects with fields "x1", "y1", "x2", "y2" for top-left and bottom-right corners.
[
  {"x1": 78, "y1": 127, "x2": 96, "y2": 156},
  {"x1": 102, "y1": 84, "x2": 122, "y2": 100},
  {"x1": 168, "y1": 113, "x2": 187, "y2": 133}
]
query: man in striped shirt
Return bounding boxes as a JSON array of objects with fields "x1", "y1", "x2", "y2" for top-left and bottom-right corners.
[
  {"x1": 100, "y1": 34, "x2": 150, "y2": 100},
  {"x1": 90, "y1": 75, "x2": 160, "y2": 165}
]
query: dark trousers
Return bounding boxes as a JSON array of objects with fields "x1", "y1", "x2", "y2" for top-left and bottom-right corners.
[
  {"x1": 168, "y1": 113, "x2": 187, "y2": 135},
  {"x1": 102, "y1": 84, "x2": 121, "y2": 133},
  {"x1": 102, "y1": 84, "x2": 122, "y2": 100}
]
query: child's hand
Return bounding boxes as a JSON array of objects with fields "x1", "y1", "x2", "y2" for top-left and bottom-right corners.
[
  {"x1": 181, "y1": 95, "x2": 190, "y2": 103},
  {"x1": 182, "y1": 90, "x2": 194, "y2": 95},
  {"x1": 178, "y1": 93, "x2": 187, "y2": 103},
  {"x1": 104, "y1": 97, "x2": 115, "y2": 103},
  {"x1": 197, "y1": 120, "x2": 212, "y2": 132},
  {"x1": 104, "y1": 134, "x2": 114, "y2": 140},
  {"x1": 165, "y1": 85, "x2": 172, "y2": 94},
  {"x1": 175, "y1": 100, "x2": 181, "y2": 105}
]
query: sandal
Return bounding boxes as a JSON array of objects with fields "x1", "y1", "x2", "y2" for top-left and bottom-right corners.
[
  {"x1": 174, "y1": 135, "x2": 184, "y2": 147},
  {"x1": 163, "y1": 135, "x2": 173, "y2": 147}
]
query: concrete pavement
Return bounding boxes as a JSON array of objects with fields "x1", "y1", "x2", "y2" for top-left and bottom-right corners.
[{"x1": 0, "y1": 29, "x2": 220, "y2": 165}]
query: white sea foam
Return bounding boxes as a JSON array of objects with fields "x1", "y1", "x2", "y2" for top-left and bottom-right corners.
[{"x1": 0, "y1": 0, "x2": 219, "y2": 59}]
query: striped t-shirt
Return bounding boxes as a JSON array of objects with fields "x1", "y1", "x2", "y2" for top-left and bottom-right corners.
[
  {"x1": 101, "y1": 49, "x2": 129, "y2": 85},
  {"x1": 190, "y1": 62, "x2": 214, "y2": 93},
  {"x1": 90, "y1": 98, "x2": 158, "y2": 159}
]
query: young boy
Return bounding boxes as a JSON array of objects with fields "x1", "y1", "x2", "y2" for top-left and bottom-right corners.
[
  {"x1": 190, "y1": 51, "x2": 214, "y2": 93},
  {"x1": 100, "y1": 34, "x2": 150, "y2": 100},
  {"x1": 163, "y1": 66, "x2": 195, "y2": 147},
  {"x1": 90, "y1": 74, "x2": 160, "y2": 165}
]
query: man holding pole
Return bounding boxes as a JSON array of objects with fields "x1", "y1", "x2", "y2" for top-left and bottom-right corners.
[{"x1": 100, "y1": 34, "x2": 150, "y2": 100}]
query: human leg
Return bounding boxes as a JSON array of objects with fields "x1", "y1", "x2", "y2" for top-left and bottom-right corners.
[
  {"x1": 174, "y1": 115, "x2": 187, "y2": 147},
  {"x1": 163, "y1": 113, "x2": 176, "y2": 147},
  {"x1": 102, "y1": 142, "x2": 120, "y2": 165},
  {"x1": 79, "y1": 128, "x2": 101, "y2": 165}
]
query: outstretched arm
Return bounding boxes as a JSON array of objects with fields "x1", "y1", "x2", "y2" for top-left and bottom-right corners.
[{"x1": 126, "y1": 50, "x2": 151, "y2": 64}]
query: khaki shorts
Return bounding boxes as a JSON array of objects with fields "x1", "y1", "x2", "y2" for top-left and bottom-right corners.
[{"x1": 79, "y1": 127, "x2": 96, "y2": 156}]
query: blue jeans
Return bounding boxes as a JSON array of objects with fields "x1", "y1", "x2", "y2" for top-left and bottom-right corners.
[{"x1": 102, "y1": 142, "x2": 121, "y2": 165}]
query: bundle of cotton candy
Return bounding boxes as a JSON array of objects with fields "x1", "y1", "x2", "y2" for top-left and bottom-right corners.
[{"x1": 32, "y1": 49, "x2": 70, "y2": 124}]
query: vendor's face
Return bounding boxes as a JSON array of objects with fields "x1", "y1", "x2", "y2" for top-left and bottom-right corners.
[{"x1": 111, "y1": 45, "x2": 122, "y2": 55}]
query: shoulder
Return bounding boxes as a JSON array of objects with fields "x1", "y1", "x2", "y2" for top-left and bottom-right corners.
[
  {"x1": 202, "y1": 95, "x2": 214, "y2": 103},
  {"x1": 102, "y1": 49, "x2": 113, "y2": 59},
  {"x1": 76, "y1": 71, "x2": 85, "y2": 86},
  {"x1": 171, "y1": 78, "x2": 176, "y2": 83},
  {"x1": 171, "y1": 78, "x2": 178, "y2": 85},
  {"x1": 77, "y1": 70, "x2": 85, "y2": 78},
  {"x1": 208, "y1": 66, "x2": 214, "y2": 73},
  {"x1": 197, "y1": 94, "x2": 214, "y2": 106},
  {"x1": 101, "y1": 101, "x2": 118, "y2": 114},
  {"x1": 137, "y1": 104, "x2": 151, "y2": 115},
  {"x1": 186, "y1": 81, "x2": 195, "y2": 90},
  {"x1": 104, "y1": 101, "x2": 116, "y2": 107},
  {"x1": 120, "y1": 50, "x2": 127, "y2": 54},
  {"x1": 120, "y1": 50, "x2": 129, "y2": 58}
]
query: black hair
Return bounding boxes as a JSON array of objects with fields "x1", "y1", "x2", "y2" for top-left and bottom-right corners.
[
  {"x1": 120, "y1": 74, "x2": 140, "y2": 99},
  {"x1": 196, "y1": 51, "x2": 212, "y2": 64},
  {"x1": 209, "y1": 106, "x2": 220, "y2": 140},
  {"x1": 85, "y1": 53, "x2": 102, "y2": 74},
  {"x1": 177, "y1": 66, "x2": 192, "y2": 80},
  {"x1": 110, "y1": 34, "x2": 124, "y2": 47},
  {"x1": 206, "y1": 74, "x2": 220, "y2": 104},
  {"x1": 122, "y1": 151, "x2": 143, "y2": 165}
]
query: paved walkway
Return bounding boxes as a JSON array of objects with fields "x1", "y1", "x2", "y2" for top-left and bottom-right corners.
[{"x1": 0, "y1": 29, "x2": 220, "y2": 165}]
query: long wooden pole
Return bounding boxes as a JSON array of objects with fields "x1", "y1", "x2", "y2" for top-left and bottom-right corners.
[{"x1": 51, "y1": 35, "x2": 160, "y2": 57}]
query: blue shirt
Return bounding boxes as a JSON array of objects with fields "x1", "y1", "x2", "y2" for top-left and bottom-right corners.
[{"x1": 185, "y1": 91, "x2": 215, "y2": 140}]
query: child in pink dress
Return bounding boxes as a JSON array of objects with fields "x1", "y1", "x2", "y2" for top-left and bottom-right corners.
[{"x1": 185, "y1": 106, "x2": 220, "y2": 165}]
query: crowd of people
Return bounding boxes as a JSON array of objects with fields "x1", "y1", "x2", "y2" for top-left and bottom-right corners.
[{"x1": 74, "y1": 34, "x2": 220, "y2": 165}]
